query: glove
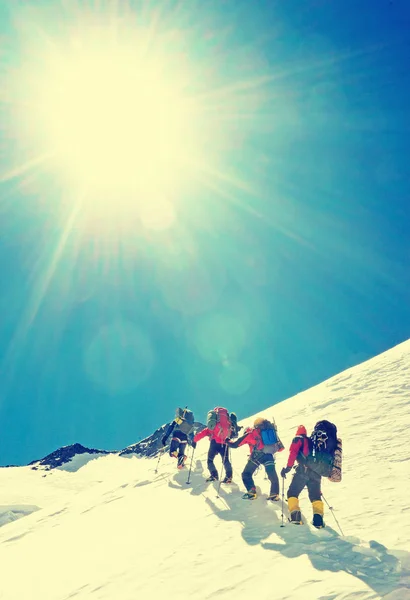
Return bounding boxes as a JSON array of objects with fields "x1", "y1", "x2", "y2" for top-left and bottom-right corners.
[
  {"x1": 281, "y1": 466, "x2": 292, "y2": 478},
  {"x1": 191, "y1": 440, "x2": 197, "y2": 449},
  {"x1": 161, "y1": 437, "x2": 167, "y2": 446}
]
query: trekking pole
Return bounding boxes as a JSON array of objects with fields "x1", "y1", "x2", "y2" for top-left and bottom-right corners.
[
  {"x1": 186, "y1": 446, "x2": 195, "y2": 485},
  {"x1": 154, "y1": 447, "x2": 165, "y2": 474},
  {"x1": 280, "y1": 476, "x2": 286, "y2": 527},
  {"x1": 216, "y1": 443, "x2": 229, "y2": 498},
  {"x1": 322, "y1": 492, "x2": 345, "y2": 536}
]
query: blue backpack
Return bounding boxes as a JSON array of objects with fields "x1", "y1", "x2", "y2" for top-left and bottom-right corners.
[{"x1": 257, "y1": 419, "x2": 284, "y2": 454}]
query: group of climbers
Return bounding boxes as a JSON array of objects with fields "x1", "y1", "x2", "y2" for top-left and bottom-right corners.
[
  {"x1": 162, "y1": 406, "x2": 238, "y2": 481},
  {"x1": 161, "y1": 406, "x2": 342, "y2": 529}
]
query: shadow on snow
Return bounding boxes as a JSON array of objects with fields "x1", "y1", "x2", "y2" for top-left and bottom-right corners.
[{"x1": 167, "y1": 462, "x2": 410, "y2": 598}]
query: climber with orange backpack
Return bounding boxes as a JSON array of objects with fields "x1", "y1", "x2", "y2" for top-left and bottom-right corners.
[
  {"x1": 227, "y1": 417, "x2": 284, "y2": 500},
  {"x1": 193, "y1": 407, "x2": 239, "y2": 483},
  {"x1": 280, "y1": 420, "x2": 343, "y2": 528}
]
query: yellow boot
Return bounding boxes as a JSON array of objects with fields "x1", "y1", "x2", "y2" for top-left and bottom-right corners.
[
  {"x1": 288, "y1": 496, "x2": 302, "y2": 524},
  {"x1": 312, "y1": 500, "x2": 325, "y2": 528}
]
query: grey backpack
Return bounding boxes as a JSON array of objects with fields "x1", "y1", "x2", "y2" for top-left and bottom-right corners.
[{"x1": 175, "y1": 408, "x2": 195, "y2": 435}]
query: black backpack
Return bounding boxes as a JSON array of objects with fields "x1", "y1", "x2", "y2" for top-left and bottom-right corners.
[
  {"x1": 305, "y1": 420, "x2": 339, "y2": 477},
  {"x1": 229, "y1": 412, "x2": 240, "y2": 438}
]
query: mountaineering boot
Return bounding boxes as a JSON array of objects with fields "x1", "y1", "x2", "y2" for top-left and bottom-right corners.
[
  {"x1": 242, "y1": 487, "x2": 257, "y2": 500},
  {"x1": 312, "y1": 500, "x2": 325, "y2": 528},
  {"x1": 170, "y1": 451, "x2": 178, "y2": 458},
  {"x1": 177, "y1": 455, "x2": 187, "y2": 469},
  {"x1": 267, "y1": 494, "x2": 280, "y2": 502},
  {"x1": 288, "y1": 496, "x2": 303, "y2": 524},
  {"x1": 222, "y1": 476, "x2": 232, "y2": 484},
  {"x1": 206, "y1": 474, "x2": 218, "y2": 482},
  {"x1": 289, "y1": 510, "x2": 303, "y2": 524},
  {"x1": 312, "y1": 514, "x2": 325, "y2": 528}
]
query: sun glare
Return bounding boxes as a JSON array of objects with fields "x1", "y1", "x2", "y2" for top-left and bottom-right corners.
[
  {"x1": 2, "y1": 2, "x2": 274, "y2": 232},
  {"x1": 7, "y1": 13, "x2": 203, "y2": 219},
  {"x1": 37, "y1": 45, "x2": 192, "y2": 188}
]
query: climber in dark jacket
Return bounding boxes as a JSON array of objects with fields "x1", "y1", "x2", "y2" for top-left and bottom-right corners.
[{"x1": 162, "y1": 408, "x2": 195, "y2": 469}]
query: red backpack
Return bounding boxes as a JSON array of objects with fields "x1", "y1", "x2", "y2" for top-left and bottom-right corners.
[{"x1": 206, "y1": 407, "x2": 231, "y2": 443}]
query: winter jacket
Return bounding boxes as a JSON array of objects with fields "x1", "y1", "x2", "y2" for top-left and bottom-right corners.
[
  {"x1": 193, "y1": 428, "x2": 210, "y2": 444},
  {"x1": 228, "y1": 427, "x2": 264, "y2": 452},
  {"x1": 286, "y1": 425, "x2": 309, "y2": 468},
  {"x1": 162, "y1": 421, "x2": 176, "y2": 445},
  {"x1": 193, "y1": 427, "x2": 229, "y2": 445}
]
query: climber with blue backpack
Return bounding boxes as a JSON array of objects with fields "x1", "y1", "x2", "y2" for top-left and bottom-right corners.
[
  {"x1": 162, "y1": 407, "x2": 195, "y2": 469},
  {"x1": 227, "y1": 417, "x2": 284, "y2": 500}
]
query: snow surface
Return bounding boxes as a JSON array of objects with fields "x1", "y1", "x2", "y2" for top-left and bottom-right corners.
[{"x1": 1, "y1": 340, "x2": 410, "y2": 599}]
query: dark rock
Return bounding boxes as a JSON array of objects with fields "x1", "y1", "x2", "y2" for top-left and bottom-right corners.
[
  {"x1": 29, "y1": 443, "x2": 111, "y2": 470},
  {"x1": 26, "y1": 423, "x2": 206, "y2": 470},
  {"x1": 120, "y1": 422, "x2": 206, "y2": 458}
]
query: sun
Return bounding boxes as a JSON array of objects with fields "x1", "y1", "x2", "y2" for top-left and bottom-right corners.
[
  {"x1": 7, "y1": 12, "x2": 203, "y2": 219},
  {"x1": 36, "y1": 42, "x2": 194, "y2": 191},
  {"x1": 3, "y1": 2, "x2": 275, "y2": 232}
]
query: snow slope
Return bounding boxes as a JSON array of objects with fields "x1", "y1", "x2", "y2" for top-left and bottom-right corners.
[{"x1": 1, "y1": 340, "x2": 410, "y2": 600}]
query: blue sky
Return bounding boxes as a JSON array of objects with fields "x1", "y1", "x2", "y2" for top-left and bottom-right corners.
[{"x1": 1, "y1": 0, "x2": 409, "y2": 466}]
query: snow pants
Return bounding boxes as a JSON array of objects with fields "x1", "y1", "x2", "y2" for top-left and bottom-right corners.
[
  {"x1": 287, "y1": 465, "x2": 324, "y2": 518},
  {"x1": 287, "y1": 465, "x2": 322, "y2": 502},
  {"x1": 169, "y1": 431, "x2": 188, "y2": 460},
  {"x1": 242, "y1": 452, "x2": 279, "y2": 495},
  {"x1": 208, "y1": 439, "x2": 233, "y2": 479}
]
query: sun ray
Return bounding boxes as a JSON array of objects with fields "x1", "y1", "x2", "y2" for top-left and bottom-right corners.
[
  {"x1": 0, "y1": 0, "x2": 323, "y2": 260},
  {"x1": 198, "y1": 168, "x2": 310, "y2": 247},
  {"x1": 0, "y1": 153, "x2": 53, "y2": 185},
  {"x1": 3, "y1": 196, "x2": 82, "y2": 367}
]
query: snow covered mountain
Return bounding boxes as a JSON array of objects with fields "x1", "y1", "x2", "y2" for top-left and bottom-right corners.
[
  {"x1": 29, "y1": 443, "x2": 111, "y2": 471},
  {"x1": 1, "y1": 340, "x2": 410, "y2": 600},
  {"x1": 26, "y1": 422, "x2": 206, "y2": 471}
]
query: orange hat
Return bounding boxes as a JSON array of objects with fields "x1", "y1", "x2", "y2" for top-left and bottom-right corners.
[
  {"x1": 254, "y1": 417, "x2": 265, "y2": 427},
  {"x1": 296, "y1": 425, "x2": 307, "y2": 436}
]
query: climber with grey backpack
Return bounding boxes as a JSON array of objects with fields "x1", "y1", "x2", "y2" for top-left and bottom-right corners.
[{"x1": 162, "y1": 407, "x2": 195, "y2": 469}]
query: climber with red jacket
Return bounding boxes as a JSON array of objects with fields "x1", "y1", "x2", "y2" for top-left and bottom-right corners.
[
  {"x1": 193, "y1": 407, "x2": 238, "y2": 483},
  {"x1": 193, "y1": 425, "x2": 233, "y2": 483},
  {"x1": 227, "y1": 417, "x2": 283, "y2": 501},
  {"x1": 281, "y1": 421, "x2": 342, "y2": 528}
]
